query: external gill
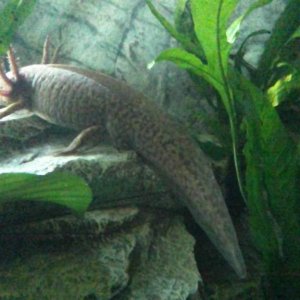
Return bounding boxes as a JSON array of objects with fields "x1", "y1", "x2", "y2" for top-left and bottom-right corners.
[{"x1": 0, "y1": 47, "x2": 25, "y2": 117}]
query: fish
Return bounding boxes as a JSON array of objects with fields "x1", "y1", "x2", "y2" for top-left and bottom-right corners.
[{"x1": 0, "y1": 45, "x2": 246, "y2": 278}]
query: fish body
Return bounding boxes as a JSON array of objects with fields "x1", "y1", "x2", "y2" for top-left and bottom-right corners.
[{"x1": 0, "y1": 60, "x2": 246, "y2": 278}]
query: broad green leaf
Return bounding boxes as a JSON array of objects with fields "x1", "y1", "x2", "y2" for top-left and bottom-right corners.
[
  {"x1": 190, "y1": 0, "x2": 237, "y2": 76},
  {"x1": 236, "y1": 79, "x2": 279, "y2": 262},
  {"x1": 188, "y1": 0, "x2": 246, "y2": 200},
  {"x1": 154, "y1": 47, "x2": 224, "y2": 91},
  {"x1": 232, "y1": 70, "x2": 300, "y2": 272},
  {"x1": 239, "y1": 76, "x2": 298, "y2": 224},
  {"x1": 173, "y1": 0, "x2": 205, "y2": 58},
  {"x1": 227, "y1": 0, "x2": 273, "y2": 44},
  {"x1": 0, "y1": 172, "x2": 92, "y2": 214},
  {"x1": 0, "y1": 0, "x2": 36, "y2": 54},
  {"x1": 188, "y1": 0, "x2": 237, "y2": 116}
]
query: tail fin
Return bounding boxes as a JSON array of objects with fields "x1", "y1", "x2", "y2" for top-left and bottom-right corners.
[
  {"x1": 185, "y1": 182, "x2": 247, "y2": 278},
  {"x1": 133, "y1": 116, "x2": 247, "y2": 278}
]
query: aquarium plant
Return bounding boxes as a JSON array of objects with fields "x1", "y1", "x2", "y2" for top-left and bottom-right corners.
[{"x1": 147, "y1": 0, "x2": 300, "y2": 298}]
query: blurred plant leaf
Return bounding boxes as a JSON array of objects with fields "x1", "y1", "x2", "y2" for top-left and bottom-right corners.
[
  {"x1": 173, "y1": 0, "x2": 204, "y2": 56},
  {"x1": 232, "y1": 70, "x2": 300, "y2": 285},
  {"x1": 232, "y1": 71, "x2": 279, "y2": 259},
  {"x1": 267, "y1": 69, "x2": 300, "y2": 106},
  {"x1": 174, "y1": 0, "x2": 189, "y2": 28},
  {"x1": 195, "y1": 133, "x2": 226, "y2": 161},
  {"x1": 255, "y1": 0, "x2": 300, "y2": 87},
  {"x1": 0, "y1": 0, "x2": 36, "y2": 55},
  {"x1": 0, "y1": 172, "x2": 92, "y2": 214},
  {"x1": 289, "y1": 25, "x2": 300, "y2": 40}
]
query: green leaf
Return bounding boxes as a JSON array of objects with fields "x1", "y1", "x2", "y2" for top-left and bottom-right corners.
[
  {"x1": 188, "y1": 0, "x2": 236, "y2": 115},
  {"x1": 0, "y1": 172, "x2": 92, "y2": 214},
  {"x1": 233, "y1": 75, "x2": 277, "y2": 258},
  {"x1": 267, "y1": 70, "x2": 300, "y2": 106},
  {"x1": 150, "y1": 0, "x2": 238, "y2": 105},
  {"x1": 290, "y1": 25, "x2": 300, "y2": 40},
  {"x1": 154, "y1": 47, "x2": 224, "y2": 91},
  {"x1": 0, "y1": 0, "x2": 36, "y2": 55},
  {"x1": 191, "y1": 0, "x2": 237, "y2": 76},
  {"x1": 189, "y1": 0, "x2": 246, "y2": 200},
  {"x1": 255, "y1": 0, "x2": 300, "y2": 87},
  {"x1": 232, "y1": 70, "x2": 300, "y2": 273}
]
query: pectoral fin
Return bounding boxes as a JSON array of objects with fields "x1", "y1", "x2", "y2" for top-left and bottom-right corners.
[
  {"x1": 0, "y1": 100, "x2": 25, "y2": 119},
  {"x1": 55, "y1": 125, "x2": 101, "y2": 156}
]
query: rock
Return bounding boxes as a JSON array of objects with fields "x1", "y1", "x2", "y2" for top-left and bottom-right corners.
[
  {"x1": 0, "y1": 114, "x2": 180, "y2": 226},
  {"x1": 0, "y1": 208, "x2": 200, "y2": 300}
]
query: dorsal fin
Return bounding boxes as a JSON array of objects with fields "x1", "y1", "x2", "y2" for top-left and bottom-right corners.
[{"x1": 48, "y1": 64, "x2": 143, "y2": 100}]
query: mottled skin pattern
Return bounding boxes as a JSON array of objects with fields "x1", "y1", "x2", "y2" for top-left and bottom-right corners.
[{"x1": 0, "y1": 61, "x2": 246, "y2": 278}]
